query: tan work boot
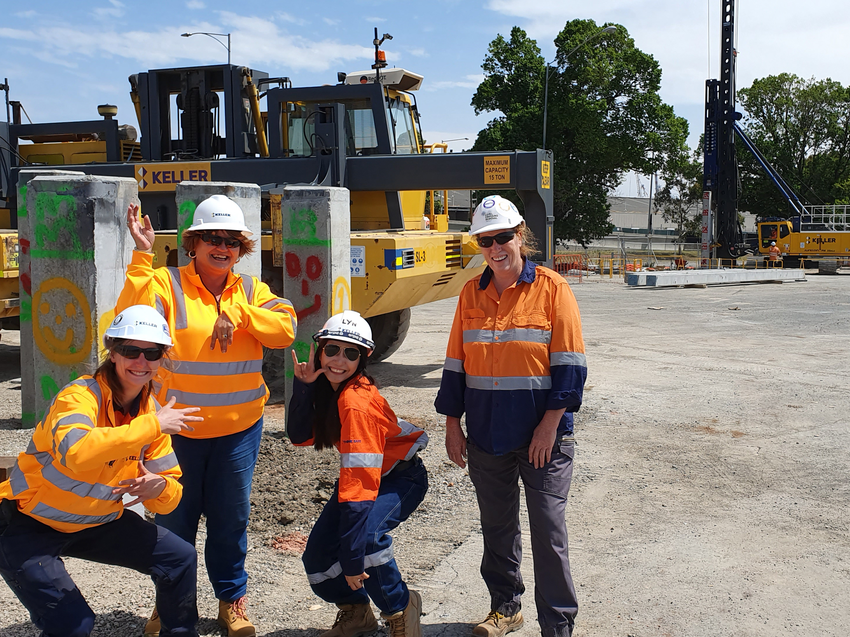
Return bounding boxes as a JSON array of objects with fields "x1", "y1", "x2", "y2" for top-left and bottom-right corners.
[
  {"x1": 217, "y1": 597, "x2": 256, "y2": 637},
  {"x1": 320, "y1": 602, "x2": 379, "y2": 637},
  {"x1": 143, "y1": 607, "x2": 160, "y2": 636},
  {"x1": 381, "y1": 589, "x2": 422, "y2": 637},
  {"x1": 472, "y1": 610, "x2": 524, "y2": 637}
]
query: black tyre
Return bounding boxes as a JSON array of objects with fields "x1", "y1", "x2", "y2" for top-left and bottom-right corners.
[
  {"x1": 367, "y1": 309, "x2": 411, "y2": 363},
  {"x1": 818, "y1": 260, "x2": 839, "y2": 275}
]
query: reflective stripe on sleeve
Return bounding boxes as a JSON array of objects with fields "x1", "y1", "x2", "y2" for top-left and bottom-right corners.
[
  {"x1": 465, "y1": 375, "x2": 553, "y2": 391},
  {"x1": 240, "y1": 275, "x2": 254, "y2": 304},
  {"x1": 166, "y1": 268, "x2": 188, "y2": 330},
  {"x1": 155, "y1": 295, "x2": 166, "y2": 318},
  {"x1": 340, "y1": 453, "x2": 384, "y2": 469},
  {"x1": 9, "y1": 463, "x2": 29, "y2": 495},
  {"x1": 41, "y1": 463, "x2": 122, "y2": 501},
  {"x1": 443, "y1": 357, "x2": 464, "y2": 373},
  {"x1": 306, "y1": 545, "x2": 395, "y2": 585},
  {"x1": 463, "y1": 328, "x2": 551, "y2": 345},
  {"x1": 57, "y1": 428, "x2": 88, "y2": 466},
  {"x1": 550, "y1": 351, "x2": 587, "y2": 367},
  {"x1": 51, "y1": 413, "x2": 94, "y2": 439},
  {"x1": 172, "y1": 359, "x2": 264, "y2": 376},
  {"x1": 31, "y1": 502, "x2": 120, "y2": 526},
  {"x1": 144, "y1": 452, "x2": 179, "y2": 474},
  {"x1": 165, "y1": 385, "x2": 266, "y2": 407}
]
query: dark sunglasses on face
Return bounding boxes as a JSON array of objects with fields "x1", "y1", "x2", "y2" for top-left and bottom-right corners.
[
  {"x1": 113, "y1": 344, "x2": 165, "y2": 361},
  {"x1": 201, "y1": 233, "x2": 242, "y2": 249},
  {"x1": 476, "y1": 230, "x2": 516, "y2": 248},
  {"x1": 323, "y1": 344, "x2": 361, "y2": 361}
]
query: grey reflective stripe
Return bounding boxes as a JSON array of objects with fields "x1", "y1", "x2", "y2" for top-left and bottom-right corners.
[
  {"x1": 51, "y1": 413, "x2": 94, "y2": 438},
  {"x1": 166, "y1": 385, "x2": 266, "y2": 407},
  {"x1": 443, "y1": 357, "x2": 464, "y2": 373},
  {"x1": 145, "y1": 452, "x2": 179, "y2": 474},
  {"x1": 172, "y1": 359, "x2": 263, "y2": 376},
  {"x1": 31, "y1": 450, "x2": 52, "y2": 466},
  {"x1": 240, "y1": 275, "x2": 254, "y2": 304},
  {"x1": 550, "y1": 351, "x2": 587, "y2": 367},
  {"x1": 155, "y1": 295, "x2": 165, "y2": 318},
  {"x1": 41, "y1": 463, "x2": 121, "y2": 501},
  {"x1": 340, "y1": 453, "x2": 384, "y2": 469},
  {"x1": 306, "y1": 545, "x2": 395, "y2": 585},
  {"x1": 57, "y1": 428, "x2": 89, "y2": 466},
  {"x1": 260, "y1": 297, "x2": 293, "y2": 312},
  {"x1": 466, "y1": 375, "x2": 553, "y2": 391},
  {"x1": 31, "y1": 501, "x2": 120, "y2": 526},
  {"x1": 152, "y1": 396, "x2": 162, "y2": 410},
  {"x1": 153, "y1": 381, "x2": 163, "y2": 394},
  {"x1": 463, "y1": 328, "x2": 551, "y2": 345},
  {"x1": 166, "y1": 267, "x2": 188, "y2": 330},
  {"x1": 395, "y1": 418, "x2": 420, "y2": 437},
  {"x1": 9, "y1": 462, "x2": 29, "y2": 495},
  {"x1": 26, "y1": 438, "x2": 38, "y2": 455}
]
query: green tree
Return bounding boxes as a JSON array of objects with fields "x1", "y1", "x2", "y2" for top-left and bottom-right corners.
[
  {"x1": 654, "y1": 150, "x2": 703, "y2": 250},
  {"x1": 737, "y1": 73, "x2": 850, "y2": 216},
  {"x1": 471, "y1": 22, "x2": 690, "y2": 246}
]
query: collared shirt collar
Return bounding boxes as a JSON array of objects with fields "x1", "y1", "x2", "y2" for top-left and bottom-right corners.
[
  {"x1": 478, "y1": 258, "x2": 538, "y2": 290},
  {"x1": 185, "y1": 259, "x2": 239, "y2": 293}
]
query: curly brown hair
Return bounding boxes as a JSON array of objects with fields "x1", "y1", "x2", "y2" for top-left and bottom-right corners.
[
  {"x1": 181, "y1": 230, "x2": 256, "y2": 258},
  {"x1": 515, "y1": 222, "x2": 539, "y2": 258}
]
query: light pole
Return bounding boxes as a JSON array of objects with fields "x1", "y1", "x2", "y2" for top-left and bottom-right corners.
[
  {"x1": 542, "y1": 25, "x2": 616, "y2": 151},
  {"x1": 181, "y1": 31, "x2": 231, "y2": 65}
]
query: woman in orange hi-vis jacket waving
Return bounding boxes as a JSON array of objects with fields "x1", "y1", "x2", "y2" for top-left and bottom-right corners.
[
  {"x1": 119, "y1": 196, "x2": 297, "y2": 637},
  {"x1": 287, "y1": 311, "x2": 429, "y2": 637},
  {"x1": 0, "y1": 305, "x2": 203, "y2": 637},
  {"x1": 435, "y1": 195, "x2": 587, "y2": 637}
]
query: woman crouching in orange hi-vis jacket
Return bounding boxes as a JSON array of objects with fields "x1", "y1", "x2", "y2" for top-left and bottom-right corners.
[
  {"x1": 287, "y1": 311, "x2": 429, "y2": 637},
  {"x1": 119, "y1": 196, "x2": 297, "y2": 637},
  {"x1": 0, "y1": 305, "x2": 203, "y2": 637}
]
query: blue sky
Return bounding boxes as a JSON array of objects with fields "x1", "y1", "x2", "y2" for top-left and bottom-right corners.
[{"x1": 3, "y1": 0, "x2": 850, "y2": 196}]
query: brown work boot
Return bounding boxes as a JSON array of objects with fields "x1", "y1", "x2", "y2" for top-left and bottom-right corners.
[
  {"x1": 217, "y1": 597, "x2": 256, "y2": 637},
  {"x1": 320, "y1": 603, "x2": 379, "y2": 637},
  {"x1": 472, "y1": 610, "x2": 524, "y2": 637},
  {"x1": 380, "y1": 589, "x2": 422, "y2": 637},
  {"x1": 143, "y1": 607, "x2": 160, "y2": 636}
]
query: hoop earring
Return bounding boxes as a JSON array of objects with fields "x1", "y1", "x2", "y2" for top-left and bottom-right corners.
[{"x1": 188, "y1": 250, "x2": 196, "y2": 259}]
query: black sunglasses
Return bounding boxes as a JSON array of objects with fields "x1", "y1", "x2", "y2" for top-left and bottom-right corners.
[
  {"x1": 322, "y1": 343, "x2": 361, "y2": 362},
  {"x1": 113, "y1": 344, "x2": 165, "y2": 361},
  {"x1": 476, "y1": 231, "x2": 516, "y2": 248},
  {"x1": 201, "y1": 233, "x2": 242, "y2": 249}
]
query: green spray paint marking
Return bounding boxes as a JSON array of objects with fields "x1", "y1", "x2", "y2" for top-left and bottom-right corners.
[
  {"x1": 285, "y1": 207, "x2": 330, "y2": 247},
  {"x1": 32, "y1": 191, "x2": 94, "y2": 260},
  {"x1": 22, "y1": 413, "x2": 36, "y2": 428},
  {"x1": 178, "y1": 200, "x2": 197, "y2": 238},
  {"x1": 17, "y1": 185, "x2": 27, "y2": 219},
  {"x1": 20, "y1": 299, "x2": 31, "y2": 323},
  {"x1": 286, "y1": 339, "x2": 312, "y2": 379},
  {"x1": 40, "y1": 375, "x2": 60, "y2": 402}
]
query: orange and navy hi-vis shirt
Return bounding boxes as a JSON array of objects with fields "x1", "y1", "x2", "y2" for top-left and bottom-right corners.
[
  {"x1": 116, "y1": 250, "x2": 297, "y2": 439},
  {"x1": 287, "y1": 375, "x2": 428, "y2": 576},
  {"x1": 0, "y1": 375, "x2": 182, "y2": 533},
  {"x1": 435, "y1": 258, "x2": 587, "y2": 455}
]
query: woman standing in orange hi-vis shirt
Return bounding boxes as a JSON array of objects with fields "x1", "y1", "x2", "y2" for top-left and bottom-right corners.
[
  {"x1": 287, "y1": 311, "x2": 429, "y2": 637},
  {"x1": 435, "y1": 195, "x2": 587, "y2": 637},
  {"x1": 0, "y1": 305, "x2": 203, "y2": 637},
  {"x1": 120, "y1": 196, "x2": 297, "y2": 637}
]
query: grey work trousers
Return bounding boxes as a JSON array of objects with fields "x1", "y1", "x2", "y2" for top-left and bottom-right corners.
[{"x1": 467, "y1": 439, "x2": 577, "y2": 637}]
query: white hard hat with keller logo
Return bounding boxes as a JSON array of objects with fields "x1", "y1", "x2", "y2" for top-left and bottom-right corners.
[
  {"x1": 186, "y1": 195, "x2": 252, "y2": 236},
  {"x1": 104, "y1": 305, "x2": 172, "y2": 347},
  {"x1": 469, "y1": 195, "x2": 524, "y2": 235},
  {"x1": 313, "y1": 310, "x2": 375, "y2": 350}
]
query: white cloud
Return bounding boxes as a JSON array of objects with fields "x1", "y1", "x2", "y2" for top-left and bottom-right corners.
[
  {"x1": 186, "y1": 1, "x2": 205, "y2": 9},
  {"x1": 92, "y1": 0, "x2": 125, "y2": 19},
  {"x1": 405, "y1": 47, "x2": 427, "y2": 58},
  {"x1": 276, "y1": 12, "x2": 308, "y2": 26},
  {"x1": 365, "y1": 17, "x2": 387, "y2": 23},
  {"x1": 14, "y1": 10, "x2": 37, "y2": 18},
  {"x1": 426, "y1": 74, "x2": 485, "y2": 91},
  {"x1": 323, "y1": 17, "x2": 340, "y2": 26}
]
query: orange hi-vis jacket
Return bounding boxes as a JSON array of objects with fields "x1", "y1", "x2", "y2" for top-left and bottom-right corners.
[
  {"x1": 287, "y1": 375, "x2": 428, "y2": 574},
  {"x1": 0, "y1": 375, "x2": 182, "y2": 533},
  {"x1": 435, "y1": 259, "x2": 587, "y2": 455},
  {"x1": 117, "y1": 250, "x2": 297, "y2": 439}
]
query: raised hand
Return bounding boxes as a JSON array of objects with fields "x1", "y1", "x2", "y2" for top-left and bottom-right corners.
[
  {"x1": 156, "y1": 396, "x2": 203, "y2": 435},
  {"x1": 112, "y1": 461, "x2": 167, "y2": 507},
  {"x1": 291, "y1": 342, "x2": 326, "y2": 384},
  {"x1": 127, "y1": 202, "x2": 155, "y2": 252}
]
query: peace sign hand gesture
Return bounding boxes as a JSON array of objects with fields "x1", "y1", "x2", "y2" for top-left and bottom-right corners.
[{"x1": 291, "y1": 342, "x2": 326, "y2": 384}]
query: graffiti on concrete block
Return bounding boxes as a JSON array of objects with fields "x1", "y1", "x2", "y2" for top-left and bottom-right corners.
[
  {"x1": 32, "y1": 277, "x2": 93, "y2": 365},
  {"x1": 32, "y1": 191, "x2": 93, "y2": 260}
]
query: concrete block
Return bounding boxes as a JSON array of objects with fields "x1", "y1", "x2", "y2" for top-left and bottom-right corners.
[
  {"x1": 174, "y1": 181, "x2": 261, "y2": 279},
  {"x1": 22, "y1": 175, "x2": 137, "y2": 426},
  {"x1": 626, "y1": 268, "x2": 807, "y2": 287},
  {"x1": 277, "y1": 186, "x2": 351, "y2": 404},
  {"x1": 0, "y1": 456, "x2": 16, "y2": 481},
  {"x1": 16, "y1": 169, "x2": 85, "y2": 428}
]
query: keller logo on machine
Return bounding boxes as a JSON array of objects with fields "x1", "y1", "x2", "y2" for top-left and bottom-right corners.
[{"x1": 135, "y1": 162, "x2": 212, "y2": 192}]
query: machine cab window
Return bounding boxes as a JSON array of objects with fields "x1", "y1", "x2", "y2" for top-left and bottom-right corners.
[{"x1": 760, "y1": 224, "x2": 778, "y2": 248}]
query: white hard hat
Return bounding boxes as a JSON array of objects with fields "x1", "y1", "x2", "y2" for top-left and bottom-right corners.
[
  {"x1": 313, "y1": 310, "x2": 375, "y2": 349},
  {"x1": 186, "y1": 195, "x2": 252, "y2": 237},
  {"x1": 469, "y1": 195, "x2": 524, "y2": 235},
  {"x1": 104, "y1": 305, "x2": 172, "y2": 347},
  {"x1": 770, "y1": 241, "x2": 776, "y2": 246}
]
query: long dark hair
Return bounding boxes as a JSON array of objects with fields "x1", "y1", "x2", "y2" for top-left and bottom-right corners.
[
  {"x1": 310, "y1": 340, "x2": 373, "y2": 450},
  {"x1": 94, "y1": 337, "x2": 171, "y2": 409}
]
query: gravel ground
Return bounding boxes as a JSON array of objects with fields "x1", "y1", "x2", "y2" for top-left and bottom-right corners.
[{"x1": 2, "y1": 270, "x2": 850, "y2": 636}]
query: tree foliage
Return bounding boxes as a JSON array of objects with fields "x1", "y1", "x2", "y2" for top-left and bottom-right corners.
[
  {"x1": 738, "y1": 73, "x2": 850, "y2": 216},
  {"x1": 471, "y1": 22, "x2": 690, "y2": 245},
  {"x1": 654, "y1": 150, "x2": 703, "y2": 247}
]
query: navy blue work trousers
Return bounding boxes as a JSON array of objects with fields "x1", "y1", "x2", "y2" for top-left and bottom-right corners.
[
  {"x1": 467, "y1": 439, "x2": 578, "y2": 637},
  {"x1": 302, "y1": 457, "x2": 428, "y2": 615},
  {"x1": 0, "y1": 499, "x2": 198, "y2": 637},
  {"x1": 156, "y1": 417, "x2": 262, "y2": 602}
]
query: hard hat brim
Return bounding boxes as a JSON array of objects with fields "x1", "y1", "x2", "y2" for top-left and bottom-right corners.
[
  {"x1": 469, "y1": 220, "x2": 521, "y2": 236},
  {"x1": 185, "y1": 222, "x2": 253, "y2": 237}
]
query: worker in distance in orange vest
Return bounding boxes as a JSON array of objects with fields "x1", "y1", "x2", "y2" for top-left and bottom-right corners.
[{"x1": 768, "y1": 241, "x2": 782, "y2": 262}]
